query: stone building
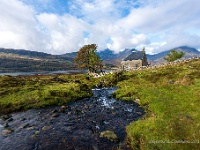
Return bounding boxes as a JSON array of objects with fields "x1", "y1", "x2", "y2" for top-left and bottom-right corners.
[{"x1": 121, "y1": 49, "x2": 148, "y2": 70}]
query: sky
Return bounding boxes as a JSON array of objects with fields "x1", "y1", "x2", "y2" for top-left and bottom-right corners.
[{"x1": 0, "y1": 0, "x2": 200, "y2": 55}]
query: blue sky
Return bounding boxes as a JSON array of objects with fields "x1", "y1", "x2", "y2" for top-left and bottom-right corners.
[{"x1": 0, "y1": 0, "x2": 200, "y2": 54}]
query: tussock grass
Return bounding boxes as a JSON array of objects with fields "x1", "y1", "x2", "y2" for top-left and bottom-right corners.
[
  {"x1": 0, "y1": 74, "x2": 92, "y2": 114},
  {"x1": 1, "y1": 60, "x2": 200, "y2": 149},
  {"x1": 114, "y1": 59, "x2": 200, "y2": 150}
]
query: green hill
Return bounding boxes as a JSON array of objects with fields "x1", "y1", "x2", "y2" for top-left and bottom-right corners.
[
  {"x1": 0, "y1": 56, "x2": 199, "y2": 149},
  {"x1": 113, "y1": 58, "x2": 200, "y2": 149},
  {"x1": 0, "y1": 48, "x2": 75, "y2": 72}
]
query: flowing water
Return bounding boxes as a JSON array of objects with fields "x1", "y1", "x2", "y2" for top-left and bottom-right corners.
[
  {"x1": 0, "y1": 87, "x2": 145, "y2": 150},
  {"x1": 0, "y1": 70, "x2": 87, "y2": 76}
]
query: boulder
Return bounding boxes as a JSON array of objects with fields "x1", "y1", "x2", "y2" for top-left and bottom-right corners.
[
  {"x1": 42, "y1": 126, "x2": 51, "y2": 131},
  {"x1": 1, "y1": 114, "x2": 12, "y2": 121},
  {"x1": 2, "y1": 128, "x2": 14, "y2": 136},
  {"x1": 99, "y1": 130, "x2": 119, "y2": 142}
]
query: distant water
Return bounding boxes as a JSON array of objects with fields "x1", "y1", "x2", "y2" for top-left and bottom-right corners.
[{"x1": 0, "y1": 70, "x2": 87, "y2": 76}]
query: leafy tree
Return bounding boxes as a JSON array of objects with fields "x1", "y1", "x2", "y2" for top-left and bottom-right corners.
[
  {"x1": 164, "y1": 50, "x2": 185, "y2": 62},
  {"x1": 74, "y1": 44, "x2": 102, "y2": 73}
]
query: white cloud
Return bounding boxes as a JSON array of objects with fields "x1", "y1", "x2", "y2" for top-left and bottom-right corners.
[
  {"x1": 116, "y1": 0, "x2": 200, "y2": 53},
  {"x1": 36, "y1": 13, "x2": 91, "y2": 54},
  {"x1": 0, "y1": 0, "x2": 200, "y2": 54},
  {"x1": 0, "y1": 0, "x2": 46, "y2": 52},
  {"x1": 107, "y1": 34, "x2": 149, "y2": 52}
]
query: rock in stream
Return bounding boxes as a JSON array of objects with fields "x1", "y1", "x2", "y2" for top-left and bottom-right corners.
[{"x1": 0, "y1": 87, "x2": 145, "y2": 150}]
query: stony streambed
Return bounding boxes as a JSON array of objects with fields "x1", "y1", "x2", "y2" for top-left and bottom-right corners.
[{"x1": 0, "y1": 87, "x2": 145, "y2": 150}]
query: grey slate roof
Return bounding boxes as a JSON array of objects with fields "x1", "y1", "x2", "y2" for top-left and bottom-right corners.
[{"x1": 123, "y1": 51, "x2": 144, "y2": 61}]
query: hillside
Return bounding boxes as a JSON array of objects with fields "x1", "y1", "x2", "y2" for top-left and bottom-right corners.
[
  {"x1": 96, "y1": 46, "x2": 200, "y2": 66},
  {"x1": 147, "y1": 46, "x2": 200, "y2": 64},
  {"x1": 97, "y1": 48, "x2": 134, "y2": 66},
  {"x1": 114, "y1": 58, "x2": 200, "y2": 149},
  {"x1": 0, "y1": 48, "x2": 75, "y2": 72},
  {"x1": 0, "y1": 48, "x2": 74, "y2": 61},
  {"x1": 1, "y1": 46, "x2": 200, "y2": 72},
  {"x1": 63, "y1": 48, "x2": 134, "y2": 67},
  {"x1": 64, "y1": 48, "x2": 135, "y2": 66},
  {"x1": 0, "y1": 57, "x2": 199, "y2": 149}
]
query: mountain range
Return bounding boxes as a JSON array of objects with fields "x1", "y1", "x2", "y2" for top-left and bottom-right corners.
[
  {"x1": 64, "y1": 46, "x2": 200, "y2": 65},
  {"x1": 0, "y1": 46, "x2": 200, "y2": 72},
  {"x1": 0, "y1": 48, "x2": 75, "y2": 72},
  {"x1": 146, "y1": 46, "x2": 200, "y2": 64}
]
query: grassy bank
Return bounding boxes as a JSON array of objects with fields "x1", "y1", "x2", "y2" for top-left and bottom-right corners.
[
  {"x1": 0, "y1": 74, "x2": 94, "y2": 114},
  {"x1": 1, "y1": 59, "x2": 200, "y2": 149},
  {"x1": 114, "y1": 59, "x2": 200, "y2": 149}
]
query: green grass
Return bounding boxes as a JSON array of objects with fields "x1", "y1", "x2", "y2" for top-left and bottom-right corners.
[
  {"x1": 0, "y1": 74, "x2": 92, "y2": 114},
  {"x1": 1, "y1": 59, "x2": 200, "y2": 149},
  {"x1": 114, "y1": 59, "x2": 200, "y2": 150}
]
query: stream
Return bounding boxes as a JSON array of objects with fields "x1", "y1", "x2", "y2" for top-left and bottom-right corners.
[{"x1": 0, "y1": 87, "x2": 145, "y2": 150}]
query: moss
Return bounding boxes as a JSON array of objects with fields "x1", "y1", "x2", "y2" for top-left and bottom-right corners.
[
  {"x1": 1, "y1": 59, "x2": 200, "y2": 150},
  {"x1": 0, "y1": 74, "x2": 92, "y2": 114},
  {"x1": 115, "y1": 59, "x2": 200, "y2": 150},
  {"x1": 100, "y1": 130, "x2": 119, "y2": 142}
]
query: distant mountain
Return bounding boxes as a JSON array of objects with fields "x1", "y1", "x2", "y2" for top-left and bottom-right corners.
[
  {"x1": 96, "y1": 48, "x2": 135, "y2": 66},
  {"x1": 147, "y1": 46, "x2": 200, "y2": 64},
  {"x1": 0, "y1": 48, "x2": 51, "y2": 58},
  {"x1": 0, "y1": 48, "x2": 74, "y2": 61},
  {"x1": 63, "y1": 48, "x2": 135, "y2": 66},
  {"x1": 0, "y1": 48, "x2": 75, "y2": 72},
  {"x1": 97, "y1": 48, "x2": 135, "y2": 60},
  {"x1": 61, "y1": 52, "x2": 77, "y2": 58},
  {"x1": 64, "y1": 46, "x2": 200, "y2": 66},
  {"x1": 1, "y1": 46, "x2": 199, "y2": 72}
]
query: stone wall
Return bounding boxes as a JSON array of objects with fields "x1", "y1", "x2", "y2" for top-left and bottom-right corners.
[{"x1": 121, "y1": 60, "x2": 143, "y2": 70}]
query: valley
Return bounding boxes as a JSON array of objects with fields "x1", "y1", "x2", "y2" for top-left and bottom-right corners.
[{"x1": 1, "y1": 46, "x2": 200, "y2": 73}]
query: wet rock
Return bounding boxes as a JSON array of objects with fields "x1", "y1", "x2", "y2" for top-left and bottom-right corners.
[
  {"x1": 42, "y1": 126, "x2": 51, "y2": 131},
  {"x1": 103, "y1": 120, "x2": 109, "y2": 125},
  {"x1": 59, "y1": 105, "x2": 68, "y2": 113},
  {"x1": 20, "y1": 123, "x2": 29, "y2": 128},
  {"x1": 95, "y1": 125, "x2": 100, "y2": 130},
  {"x1": 7, "y1": 117, "x2": 13, "y2": 122},
  {"x1": 92, "y1": 145, "x2": 98, "y2": 150},
  {"x1": 100, "y1": 130, "x2": 119, "y2": 142},
  {"x1": 112, "y1": 112, "x2": 116, "y2": 115},
  {"x1": 84, "y1": 105, "x2": 89, "y2": 109},
  {"x1": 59, "y1": 109, "x2": 65, "y2": 113},
  {"x1": 61, "y1": 105, "x2": 68, "y2": 109},
  {"x1": 52, "y1": 109, "x2": 58, "y2": 113},
  {"x1": 35, "y1": 131, "x2": 40, "y2": 135},
  {"x1": 2, "y1": 128, "x2": 14, "y2": 136},
  {"x1": 27, "y1": 126, "x2": 35, "y2": 130},
  {"x1": 52, "y1": 113, "x2": 59, "y2": 118},
  {"x1": 136, "y1": 112, "x2": 142, "y2": 116},
  {"x1": 134, "y1": 98, "x2": 140, "y2": 103},
  {"x1": 3, "y1": 123, "x2": 9, "y2": 128},
  {"x1": 20, "y1": 118, "x2": 26, "y2": 121},
  {"x1": 1, "y1": 114, "x2": 12, "y2": 121},
  {"x1": 32, "y1": 131, "x2": 40, "y2": 138},
  {"x1": 63, "y1": 126, "x2": 73, "y2": 132}
]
